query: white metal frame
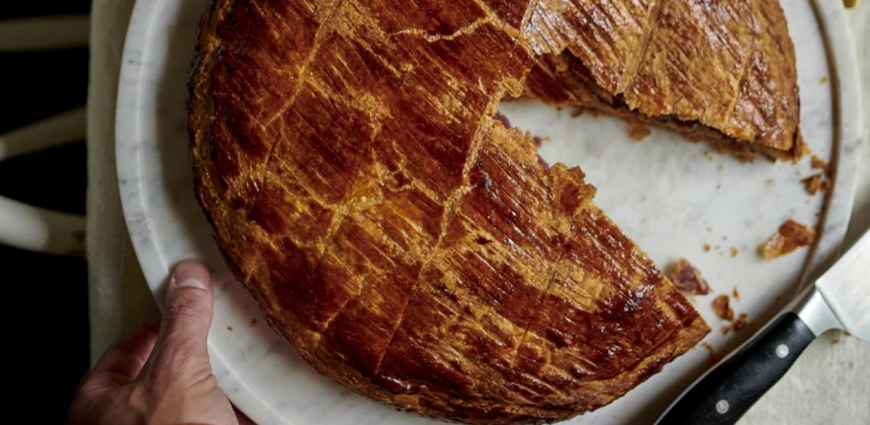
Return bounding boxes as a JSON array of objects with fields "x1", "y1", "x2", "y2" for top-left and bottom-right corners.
[{"x1": 0, "y1": 15, "x2": 89, "y2": 256}]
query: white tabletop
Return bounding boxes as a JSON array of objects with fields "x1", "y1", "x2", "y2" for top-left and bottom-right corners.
[{"x1": 87, "y1": 1, "x2": 870, "y2": 423}]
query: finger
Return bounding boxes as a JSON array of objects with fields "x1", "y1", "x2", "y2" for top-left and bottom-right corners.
[
  {"x1": 153, "y1": 260, "x2": 215, "y2": 365},
  {"x1": 88, "y1": 317, "x2": 160, "y2": 385}
]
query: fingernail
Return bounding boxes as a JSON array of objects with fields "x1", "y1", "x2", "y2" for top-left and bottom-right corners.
[
  {"x1": 172, "y1": 260, "x2": 213, "y2": 291},
  {"x1": 177, "y1": 277, "x2": 208, "y2": 290}
]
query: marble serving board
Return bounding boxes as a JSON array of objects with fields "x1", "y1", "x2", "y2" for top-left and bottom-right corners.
[{"x1": 115, "y1": 0, "x2": 863, "y2": 424}]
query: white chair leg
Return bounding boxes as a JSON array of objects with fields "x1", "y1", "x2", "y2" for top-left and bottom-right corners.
[
  {"x1": 0, "y1": 15, "x2": 90, "y2": 52},
  {"x1": 0, "y1": 106, "x2": 87, "y2": 161},
  {"x1": 0, "y1": 15, "x2": 90, "y2": 256},
  {"x1": 0, "y1": 196, "x2": 85, "y2": 257}
]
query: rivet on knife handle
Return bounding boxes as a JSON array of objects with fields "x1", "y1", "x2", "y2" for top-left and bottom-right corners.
[{"x1": 655, "y1": 312, "x2": 815, "y2": 425}]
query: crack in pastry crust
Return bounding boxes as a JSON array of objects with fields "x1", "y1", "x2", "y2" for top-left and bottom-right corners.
[{"x1": 184, "y1": 0, "x2": 800, "y2": 422}]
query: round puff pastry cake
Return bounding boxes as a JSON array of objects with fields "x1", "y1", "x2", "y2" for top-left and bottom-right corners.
[{"x1": 188, "y1": 0, "x2": 800, "y2": 423}]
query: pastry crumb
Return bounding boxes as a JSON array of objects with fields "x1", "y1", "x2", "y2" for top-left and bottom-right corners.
[
  {"x1": 802, "y1": 174, "x2": 831, "y2": 196},
  {"x1": 732, "y1": 287, "x2": 740, "y2": 301},
  {"x1": 843, "y1": 0, "x2": 858, "y2": 9},
  {"x1": 227, "y1": 326, "x2": 234, "y2": 332},
  {"x1": 627, "y1": 122, "x2": 651, "y2": 141},
  {"x1": 533, "y1": 136, "x2": 544, "y2": 147},
  {"x1": 701, "y1": 342, "x2": 722, "y2": 365},
  {"x1": 810, "y1": 155, "x2": 831, "y2": 179},
  {"x1": 732, "y1": 313, "x2": 749, "y2": 332},
  {"x1": 820, "y1": 76, "x2": 828, "y2": 84},
  {"x1": 730, "y1": 247, "x2": 738, "y2": 257},
  {"x1": 704, "y1": 244, "x2": 711, "y2": 252},
  {"x1": 803, "y1": 174, "x2": 822, "y2": 195},
  {"x1": 714, "y1": 296, "x2": 747, "y2": 333},
  {"x1": 759, "y1": 219, "x2": 816, "y2": 259},
  {"x1": 712, "y1": 295, "x2": 734, "y2": 321},
  {"x1": 670, "y1": 258, "x2": 712, "y2": 295}
]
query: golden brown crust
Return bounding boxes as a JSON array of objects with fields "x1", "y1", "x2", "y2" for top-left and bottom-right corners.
[
  {"x1": 523, "y1": 0, "x2": 803, "y2": 161},
  {"x1": 186, "y1": 1, "x2": 740, "y2": 423}
]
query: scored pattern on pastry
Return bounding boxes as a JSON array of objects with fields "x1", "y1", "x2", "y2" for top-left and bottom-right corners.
[
  {"x1": 184, "y1": 0, "x2": 805, "y2": 422},
  {"x1": 523, "y1": 0, "x2": 802, "y2": 160}
]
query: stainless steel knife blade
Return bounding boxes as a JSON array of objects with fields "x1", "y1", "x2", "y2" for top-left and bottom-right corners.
[{"x1": 814, "y1": 230, "x2": 870, "y2": 342}]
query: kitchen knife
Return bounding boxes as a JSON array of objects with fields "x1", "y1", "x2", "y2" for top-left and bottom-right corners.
[{"x1": 656, "y1": 229, "x2": 870, "y2": 425}]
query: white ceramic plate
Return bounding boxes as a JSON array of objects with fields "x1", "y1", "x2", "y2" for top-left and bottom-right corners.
[{"x1": 116, "y1": 1, "x2": 863, "y2": 424}]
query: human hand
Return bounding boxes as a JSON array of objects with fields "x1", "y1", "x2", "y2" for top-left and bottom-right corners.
[{"x1": 67, "y1": 260, "x2": 253, "y2": 425}]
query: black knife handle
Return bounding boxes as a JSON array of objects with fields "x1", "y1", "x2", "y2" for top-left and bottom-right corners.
[{"x1": 657, "y1": 312, "x2": 816, "y2": 425}]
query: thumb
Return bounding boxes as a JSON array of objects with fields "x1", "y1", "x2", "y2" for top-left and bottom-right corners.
[{"x1": 156, "y1": 260, "x2": 214, "y2": 363}]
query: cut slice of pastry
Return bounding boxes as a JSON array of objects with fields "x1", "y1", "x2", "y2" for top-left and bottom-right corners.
[
  {"x1": 187, "y1": 0, "x2": 800, "y2": 423},
  {"x1": 522, "y1": 0, "x2": 803, "y2": 161}
]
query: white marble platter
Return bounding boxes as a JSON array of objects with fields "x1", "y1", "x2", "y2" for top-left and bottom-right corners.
[{"x1": 115, "y1": 0, "x2": 863, "y2": 424}]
